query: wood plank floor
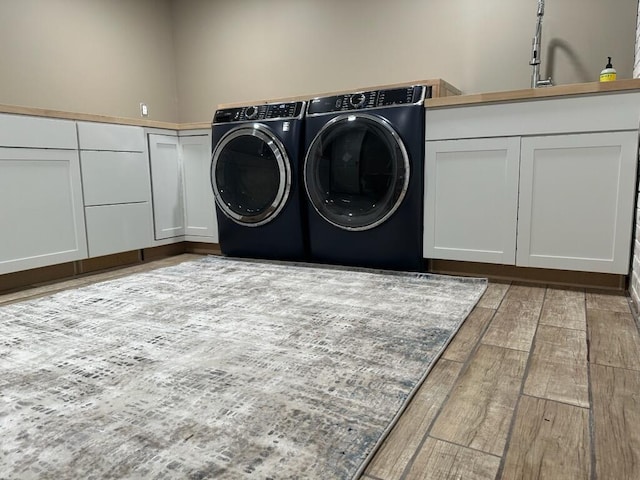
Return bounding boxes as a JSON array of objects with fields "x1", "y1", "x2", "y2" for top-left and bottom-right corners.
[
  {"x1": 364, "y1": 277, "x2": 640, "y2": 480},
  {"x1": 2, "y1": 254, "x2": 640, "y2": 480}
]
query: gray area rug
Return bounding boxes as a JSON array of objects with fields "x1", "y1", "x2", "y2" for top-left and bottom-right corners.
[{"x1": 0, "y1": 256, "x2": 486, "y2": 479}]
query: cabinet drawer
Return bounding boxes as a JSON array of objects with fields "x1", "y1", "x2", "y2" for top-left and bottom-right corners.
[
  {"x1": 81, "y1": 151, "x2": 150, "y2": 206},
  {"x1": 85, "y1": 203, "x2": 153, "y2": 257},
  {"x1": 426, "y1": 92, "x2": 640, "y2": 141},
  {"x1": 0, "y1": 114, "x2": 77, "y2": 149},
  {"x1": 77, "y1": 122, "x2": 145, "y2": 152}
]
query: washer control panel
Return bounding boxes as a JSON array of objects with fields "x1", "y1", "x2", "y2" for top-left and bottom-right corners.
[
  {"x1": 307, "y1": 86, "x2": 429, "y2": 115},
  {"x1": 213, "y1": 101, "x2": 305, "y2": 124}
]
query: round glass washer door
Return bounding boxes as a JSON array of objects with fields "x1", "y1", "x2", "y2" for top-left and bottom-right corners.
[
  {"x1": 211, "y1": 124, "x2": 291, "y2": 227},
  {"x1": 304, "y1": 113, "x2": 410, "y2": 231}
]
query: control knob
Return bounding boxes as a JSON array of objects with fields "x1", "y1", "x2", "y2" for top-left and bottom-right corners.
[
  {"x1": 350, "y1": 93, "x2": 366, "y2": 108},
  {"x1": 245, "y1": 106, "x2": 259, "y2": 120}
]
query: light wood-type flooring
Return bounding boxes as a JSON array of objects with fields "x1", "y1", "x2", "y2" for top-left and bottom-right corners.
[{"x1": 2, "y1": 254, "x2": 639, "y2": 480}]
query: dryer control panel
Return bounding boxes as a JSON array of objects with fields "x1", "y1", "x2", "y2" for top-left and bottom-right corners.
[
  {"x1": 213, "y1": 101, "x2": 305, "y2": 124},
  {"x1": 307, "y1": 85, "x2": 430, "y2": 115}
]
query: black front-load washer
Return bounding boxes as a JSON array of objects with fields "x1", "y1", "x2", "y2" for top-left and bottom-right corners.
[
  {"x1": 303, "y1": 86, "x2": 428, "y2": 271},
  {"x1": 210, "y1": 101, "x2": 307, "y2": 260}
]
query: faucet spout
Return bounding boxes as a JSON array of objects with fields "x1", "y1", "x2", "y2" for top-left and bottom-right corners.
[{"x1": 530, "y1": 0, "x2": 553, "y2": 88}]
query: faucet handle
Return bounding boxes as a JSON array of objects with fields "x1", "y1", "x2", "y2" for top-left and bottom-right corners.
[{"x1": 536, "y1": 77, "x2": 554, "y2": 88}]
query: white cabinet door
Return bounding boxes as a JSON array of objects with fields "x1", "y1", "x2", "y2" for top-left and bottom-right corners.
[
  {"x1": 424, "y1": 137, "x2": 520, "y2": 264},
  {"x1": 148, "y1": 134, "x2": 185, "y2": 240},
  {"x1": 85, "y1": 203, "x2": 152, "y2": 257},
  {"x1": 0, "y1": 148, "x2": 87, "y2": 274},
  {"x1": 180, "y1": 134, "x2": 218, "y2": 241},
  {"x1": 517, "y1": 132, "x2": 638, "y2": 274}
]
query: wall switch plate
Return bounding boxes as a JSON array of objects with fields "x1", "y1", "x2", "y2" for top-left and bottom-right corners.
[{"x1": 140, "y1": 103, "x2": 148, "y2": 117}]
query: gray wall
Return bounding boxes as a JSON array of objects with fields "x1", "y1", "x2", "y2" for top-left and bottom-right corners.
[
  {"x1": 0, "y1": 0, "x2": 637, "y2": 123},
  {"x1": 172, "y1": 0, "x2": 638, "y2": 122},
  {"x1": 0, "y1": 0, "x2": 179, "y2": 121}
]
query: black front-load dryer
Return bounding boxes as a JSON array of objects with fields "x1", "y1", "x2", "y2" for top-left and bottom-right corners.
[
  {"x1": 210, "y1": 101, "x2": 307, "y2": 261},
  {"x1": 303, "y1": 86, "x2": 427, "y2": 271}
]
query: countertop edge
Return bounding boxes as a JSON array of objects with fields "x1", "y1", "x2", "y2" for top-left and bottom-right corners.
[
  {"x1": 0, "y1": 104, "x2": 211, "y2": 131},
  {"x1": 4, "y1": 78, "x2": 638, "y2": 125},
  {"x1": 425, "y1": 79, "x2": 640, "y2": 108},
  {"x1": 0, "y1": 77, "x2": 454, "y2": 128}
]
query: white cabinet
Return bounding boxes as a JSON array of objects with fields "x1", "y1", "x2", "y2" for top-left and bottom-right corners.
[
  {"x1": 78, "y1": 122, "x2": 153, "y2": 257},
  {"x1": 148, "y1": 132, "x2": 218, "y2": 243},
  {"x1": 85, "y1": 203, "x2": 152, "y2": 258},
  {"x1": 81, "y1": 151, "x2": 150, "y2": 206},
  {"x1": 77, "y1": 122, "x2": 146, "y2": 152},
  {"x1": 517, "y1": 132, "x2": 638, "y2": 274},
  {"x1": 0, "y1": 148, "x2": 87, "y2": 274},
  {"x1": 180, "y1": 133, "x2": 218, "y2": 241},
  {"x1": 148, "y1": 134, "x2": 185, "y2": 240},
  {"x1": 0, "y1": 114, "x2": 78, "y2": 149},
  {"x1": 424, "y1": 137, "x2": 520, "y2": 264},
  {"x1": 424, "y1": 91, "x2": 640, "y2": 274}
]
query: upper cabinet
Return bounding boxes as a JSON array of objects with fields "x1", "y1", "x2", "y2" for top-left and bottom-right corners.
[{"x1": 424, "y1": 92, "x2": 640, "y2": 274}]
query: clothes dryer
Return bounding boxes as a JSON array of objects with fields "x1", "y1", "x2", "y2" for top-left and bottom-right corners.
[
  {"x1": 303, "y1": 86, "x2": 427, "y2": 271},
  {"x1": 211, "y1": 101, "x2": 307, "y2": 260}
]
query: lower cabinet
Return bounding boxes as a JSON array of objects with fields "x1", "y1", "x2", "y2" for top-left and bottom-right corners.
[
  {"x1": 180, "y1": 134, "x2": 218, "y2": 241},
  {"x1": 148, "y1": 132, "x2": 218, "y2": 243},
  {"x1": 517, "y1": 132, "x2": 638, "y2": 274},
  {"x1": 424, "y1": 131, "x2": 638, "y2": 274},
  {"x1": 78, "y1": 123, "x2": 153, "y2": 258},
  {"x1": 85, "y1": 203, "x2": 153, "y2": 258},
  {"x1": 424, "y1": 137, "x2": 520, "y2": 264},
  {"x1": 0, "y1": 147, "x2": 87, "y2": 274},
  {"x1": 148, "y1": 134, "x2": 185, "y2": 240},
  {"x1": 0, "y1": 118, "x2": 216, "y2": 277}
]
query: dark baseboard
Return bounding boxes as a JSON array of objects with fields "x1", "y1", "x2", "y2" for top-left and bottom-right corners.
[
  {"x1": 426, "y1": 259, "x2": 627, "y2": 291},
  {"x1": 142, "y1": 243, "x2": 188, "y2": 261},
  {"x1": 0, "y1": 242, "x2": 220, "y2": 295},
  {"x1": 1, "y1": 249, "x2": 629, "y2": 295},
  {"x1": 184, "y1": 242, "x2": 222, "y2": 255},
  {"x1": 78, "y1": 251, "x2": 142, "y2": 274},
  {"x1": 0, "y1": 262, "x2": 77, "y2": 294}
]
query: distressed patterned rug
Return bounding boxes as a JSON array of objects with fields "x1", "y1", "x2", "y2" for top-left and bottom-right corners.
[{"x1": 0, "y1": 256, "x2": 486, "y2": 479}]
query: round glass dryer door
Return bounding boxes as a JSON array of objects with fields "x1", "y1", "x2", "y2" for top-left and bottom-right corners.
[
  {"x1": 304, "y1": 113, "x2": 410, "y2": 231},
  {"x1": 211, "y1": 124, "x2": 291, "y2": 226}
]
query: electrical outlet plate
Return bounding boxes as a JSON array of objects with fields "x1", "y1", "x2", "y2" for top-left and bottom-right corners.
[{"x1": 140, "y1": 103, "x2": 148, "y2": 117}]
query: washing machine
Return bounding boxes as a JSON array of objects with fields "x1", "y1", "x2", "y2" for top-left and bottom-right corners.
[
  {"x1": 210, "y1": 101, "x2": 307, "y2": 260},
  {"x1": 303, "y1": 85, "x2": 428, "y2": 271}
]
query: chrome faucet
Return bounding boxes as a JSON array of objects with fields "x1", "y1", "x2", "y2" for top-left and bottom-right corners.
[{"x1": 530, "y1": 0, "x2": 553, "y2": 88}]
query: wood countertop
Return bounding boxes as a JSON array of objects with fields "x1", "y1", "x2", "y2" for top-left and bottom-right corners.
[
  {"x1": 5, "y1": 78, "x2": 637, "y2": 126},
  {"x1": 0, "y1": 103, "x2": 210, "y2": 131},
  {"x1": 0, "y1": 79, "x2": 459, "y2": 129},
  {"x1": 425, "y1": 78, "x2": 640, "y2": 108}
]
